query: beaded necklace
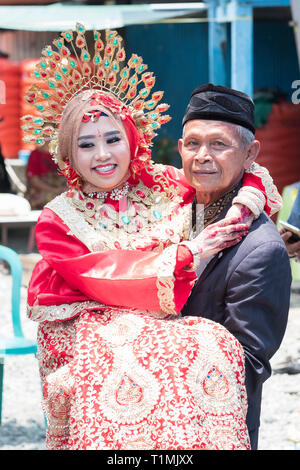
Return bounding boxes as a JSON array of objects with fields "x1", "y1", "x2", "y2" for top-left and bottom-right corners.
[{"x1": 83, "y1": 181, "x2": 131, "y2": 201}]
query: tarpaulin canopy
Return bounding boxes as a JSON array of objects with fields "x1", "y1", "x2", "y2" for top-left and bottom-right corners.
[{"x1": 0, "y1": 2, "x2": 207, "y2": 31}]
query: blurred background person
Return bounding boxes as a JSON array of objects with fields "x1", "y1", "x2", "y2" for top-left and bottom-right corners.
[
  {"x1": 281, "y1": 184, "x2": 300, "y2": 262},
  {"x1": 25, "y1": 141, "x2": 66, "y2": 209},
  {"x1": 0, "y1": 140, "x2": 12, "y2": 193}
]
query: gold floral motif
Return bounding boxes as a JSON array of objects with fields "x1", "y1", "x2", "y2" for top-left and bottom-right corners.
[
  {"x1": 37, "y1": 317, "x2": 78, "y2": 380},
  {"x1": 156, "y1": 244, "x2": 178, "y2": 316},
  {"x1": 46, "y1": 181, "x2": 190, "y2": 252},
  {"x1": 97, "y1": 346, "x2": 161, "y2": 424},
  {"x1": 115, "y1": 374, "x2": 144, "y2": 405},
  {"x1": 245, "y1": 162, "x2": 282, "y2": 216},
  {"x1": 156, "y1": 278, "x2": 177, "y2": 317},
  {"x1": 28, "y1": 300, "x2": 103, "y2": 322},
  {"x1": 72, "y1": 180, "x2": 173, "y2": 234},
  {"x1": 40, "y1": 310, "x2": 250, "y2": 450},
  {"x1": 94, "y1": 312, "x2": 145, "y2": 345},
  {"x1": 122, "y1": 437, "x2": 155, "y2": 450},
  {"x1": 207, "y1": 422, "x2": 248, "y2": 450},
  {"x1": 145, "y1": 162, "x2": 181, "y2": 201},
  {"x1": 186, "y1": 325, "x2": 247, "y2": 417},
  {"x1": 42, "y1": 364, "x2": 75, "y2": 449}
]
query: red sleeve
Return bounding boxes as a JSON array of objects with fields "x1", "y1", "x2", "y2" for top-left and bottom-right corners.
[
  {"x1": 27, "y1": 208, "x2": 91, "y2": 308},
  {"x1": 242, "y1": 172, "x2": 268, "y2": 208},
  {"x1": 28, "y1": 208, "x2": 197, "y2": 317},
  {"x1": 174, "y1": 245, "x2": 196, "y2": 313},
  {"x1": 242, "y1": 164, "x2": 282, "y2": 216}
]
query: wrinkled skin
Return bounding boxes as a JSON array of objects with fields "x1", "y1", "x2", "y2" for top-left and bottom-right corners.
[{"x1": 193, "y1": 216, "x2": 249, "y2": 259}]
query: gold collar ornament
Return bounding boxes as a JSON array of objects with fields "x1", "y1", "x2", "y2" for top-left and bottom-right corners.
[{"x1": 192, "y1": 184, "x2": 240, "y2": 235}]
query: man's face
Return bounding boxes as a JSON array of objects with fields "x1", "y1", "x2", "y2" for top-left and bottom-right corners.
[{"x1": 178, "y1": 119, "x2": 259, "y2": 204}]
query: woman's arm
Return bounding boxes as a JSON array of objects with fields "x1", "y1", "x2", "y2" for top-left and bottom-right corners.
[
  {"x1": 29, "y1": 209, "x2": 247, "y2": 318},
  {"x1": 163, "y1": 162, "x2": 282, "y2": 222},
  {"x1": 236, "y1": 162, "x2": 282, "y2": 218},
  {"x1": 29, "y1": 208, "x2": 196, "y2": 316}
]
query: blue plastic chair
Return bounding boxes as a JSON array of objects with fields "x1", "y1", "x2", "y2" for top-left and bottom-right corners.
[{"x1": 0, "y1": 245, "x2": 37, "y2": 424}]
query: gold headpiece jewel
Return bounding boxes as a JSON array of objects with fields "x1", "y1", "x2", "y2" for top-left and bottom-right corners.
[{"x1": 21, "y1": 23, "x2": 171, "y2": 158}]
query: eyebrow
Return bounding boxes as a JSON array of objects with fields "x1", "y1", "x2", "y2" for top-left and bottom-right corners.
[
  {"x1": 185, "y1": 130, "x2": 227, "y2": 138},
  {"x1": 78, "y1": 130, "x2": 121, "y2": 141},
  {"x1": 184, "y1": 132, "x2": 231, "y2": 143}
]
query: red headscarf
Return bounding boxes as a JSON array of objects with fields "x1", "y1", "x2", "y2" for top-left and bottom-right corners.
[{"x1": 59, "y1": 91, "x2": 153, "y2": 193}]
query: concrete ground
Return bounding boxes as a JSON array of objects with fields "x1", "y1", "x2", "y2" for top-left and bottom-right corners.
[{"x1": 0, "y1": 227, "x2": 299, "y2": 450}]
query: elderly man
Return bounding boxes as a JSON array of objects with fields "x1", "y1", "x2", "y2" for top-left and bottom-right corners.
[{"x1": 179, "y1": 84, "x2": 291, "y2": 450}]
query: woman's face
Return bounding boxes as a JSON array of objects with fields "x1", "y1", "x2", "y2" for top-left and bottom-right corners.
[{"x1": 75, "y1": 115, "x2": 131, "y2": 193}]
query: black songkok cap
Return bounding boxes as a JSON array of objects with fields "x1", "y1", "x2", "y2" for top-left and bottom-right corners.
[{"x1": 182, "y1": 83, "x2": 255, "y2": 134}]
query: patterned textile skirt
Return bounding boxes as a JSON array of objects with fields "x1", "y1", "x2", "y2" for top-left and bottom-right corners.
[{"x1": 39, "y1": 308, "x2": 250, "y2": 450}]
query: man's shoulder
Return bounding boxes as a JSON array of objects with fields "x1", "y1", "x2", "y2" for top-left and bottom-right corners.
[
  {"x1": 242, "y1": 212, "x2": 284, "y2": 249},
  {"x1": 226, "y1": 212, "x2": 289, "y2": 269}
]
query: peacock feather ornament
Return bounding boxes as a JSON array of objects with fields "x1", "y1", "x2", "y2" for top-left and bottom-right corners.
[{"x1": 21, "y1": 23, "x2": 171, "y2": 174}]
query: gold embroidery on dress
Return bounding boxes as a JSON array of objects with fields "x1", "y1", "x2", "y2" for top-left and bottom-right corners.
[
  {"x1": 72, "y1": 180, "x2": 173, "y2": 234},
  {"x1": 156, "y1": 278, "x2": 177, "y2": 316},
  {"x1": 38, "y1": 309, "x2": 250, "y2": 450},
  {"x1": 97, "y1": 345, "x2": 161, "y2": 424},
  {"x1": 37, "y1": 318, "x2": 78, "y2": 379},
  {"x1": 156, "y1": 244, "x2": 178, "y2": 316},
  {"x1": 28, "y1": 300, "x2": 103, "y2": 322},
  {"x1": 145, "y1": 162, "x2": 180, "y2": 200},
  {"x1": 46, "y1": 182, "x2": 190, "y2": 252},
  {"x1": 246, "y1": 162, "x2": 282, "y2": 216},
  {"x1": 43, "y1": 180, "x2": 195, "y2": 321}
]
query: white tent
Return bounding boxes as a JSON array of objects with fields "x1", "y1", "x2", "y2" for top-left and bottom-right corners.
[{"x1": 0, "y1": 2, "x2": 206, "y2": 31}]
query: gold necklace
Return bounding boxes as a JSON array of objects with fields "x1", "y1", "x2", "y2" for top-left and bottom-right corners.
[
  {"x1": 83, "y1": 182, "x2": 131, "y2": 201},
  {"x1": 72, "y1": 181, "x2": 172, "y2": 234}
]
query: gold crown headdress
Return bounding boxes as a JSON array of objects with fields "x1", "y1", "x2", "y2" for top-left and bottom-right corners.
[{"x1": 21, "y1": 23, "x2": 171, "y2": 165}]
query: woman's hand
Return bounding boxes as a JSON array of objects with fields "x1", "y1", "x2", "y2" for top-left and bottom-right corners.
[
  {"x1": 226, "y1": 203, "x2": 255, "y2": 227},
  {"x1": 193, "y1": 216, "x2": 249, "y2": 260}
]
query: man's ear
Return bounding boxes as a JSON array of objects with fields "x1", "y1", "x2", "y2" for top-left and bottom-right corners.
[
  {"x1": 244, "y1": 139, "x2": 260, "y2": 170},
  {"x1": 178, "y1": 138, "x2": 183, "y2": 157}
]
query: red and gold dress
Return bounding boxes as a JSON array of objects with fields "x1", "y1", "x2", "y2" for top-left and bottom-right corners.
[{"x1": 27, "y1": 163, "x2": 280, "y2": 450}]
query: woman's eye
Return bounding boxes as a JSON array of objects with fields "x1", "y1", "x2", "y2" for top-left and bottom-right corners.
[
  {"x1": 78, "y1": 142, "x2": 94, "y2": 149},
  {"x1": 107, "y1": 136, "x2": 121, "y2": 144}
]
